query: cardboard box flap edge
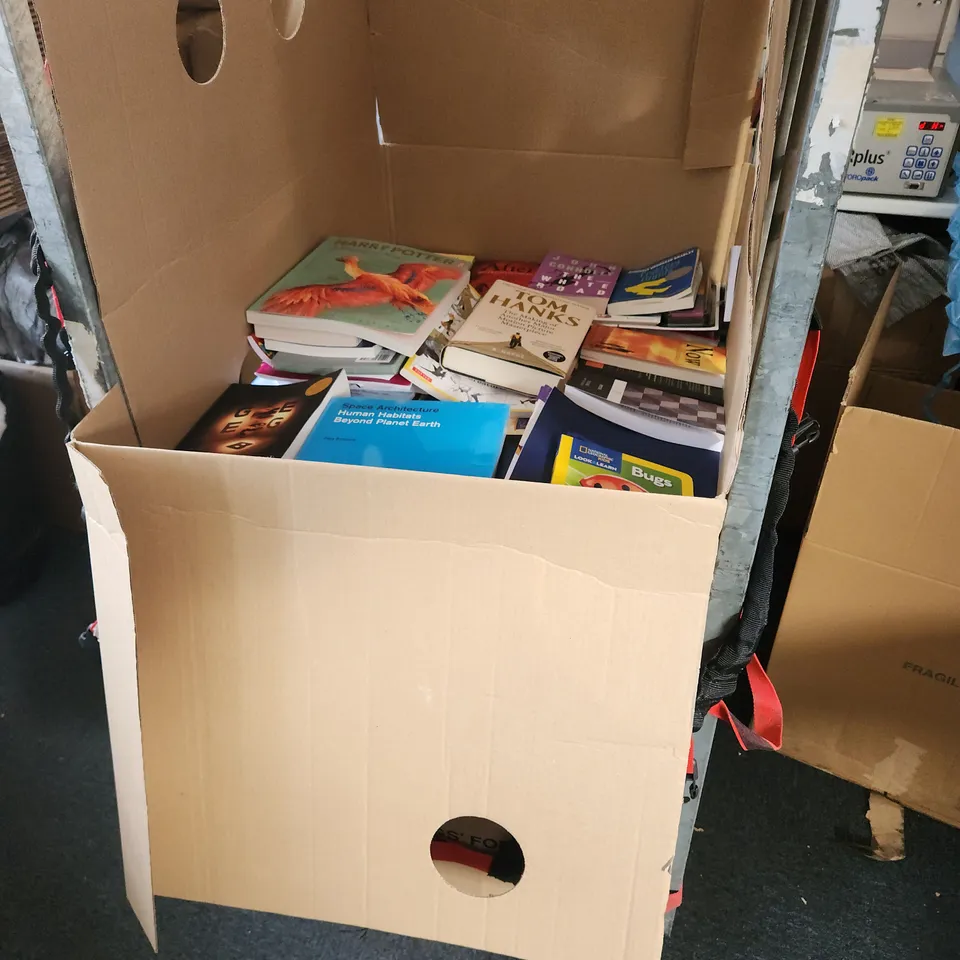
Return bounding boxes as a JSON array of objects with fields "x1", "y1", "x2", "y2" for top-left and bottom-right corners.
[
  {"x1": 683, "y1": 0, "x2": 769, "y2": 170},
  {"x1": 65, "y1": 439, "x2": 156, "y2": 949},
  {"x1": 841, "y1": 266, "x2": 902, "y2": 411},
  {"x1": 66, "y1": 426, "x2": 727, "y2": 957}
]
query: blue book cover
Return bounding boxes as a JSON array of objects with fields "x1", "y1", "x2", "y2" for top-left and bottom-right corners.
[
  {"x1": 608, "y1": 248, "x2": 701, "y2": 316},
  {"x1": 295, "y1": 399, "x2": 511, "y2": 477},
  {"x1": 510, "y1": 388, "x2": 718, "y2": 496}
]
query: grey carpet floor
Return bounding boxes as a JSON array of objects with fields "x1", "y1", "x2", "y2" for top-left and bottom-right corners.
[{"x1": 1, "y1": 535, "x2": 958, "y2": 959}]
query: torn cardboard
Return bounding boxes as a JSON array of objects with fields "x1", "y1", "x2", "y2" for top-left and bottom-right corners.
[
  {"x1": 867, "y1": 793, "x2": 905, "y2": 862},
  {"x1": 771, "y1": 271, "x2": 960, "y2": 830},
  {"x1": 30, "y1": 0, "x2": 788, "y2": 955}
]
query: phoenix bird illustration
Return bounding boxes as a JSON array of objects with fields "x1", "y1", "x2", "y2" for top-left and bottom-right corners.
[{"x1": 262, "y1": 255, "x2": 463, "y2": 319}]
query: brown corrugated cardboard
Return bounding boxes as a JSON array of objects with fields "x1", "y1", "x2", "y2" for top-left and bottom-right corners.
[
  {"x1": 782, "y1": 270, "x2": 958, "y2": 535},
  {"x1": 32, "y1": 0, "x2": 787, "y2": 955},
  {"x1": 371, "y1": 0, "x2": 768, "y2": 170},
  {"x1": 70, "y1": 419, "x2": 725, "y2": 959},
  {"x1": 770, "y1": 273, "x2": 960, "y2": 829}
]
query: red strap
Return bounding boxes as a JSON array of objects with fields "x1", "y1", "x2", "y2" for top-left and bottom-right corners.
[
  {"x1": 709, "y1": 654, "x2": 782, "y2": 751},
  {"x1": 666, "y1": 887, "x2": 683, "y2": 912},
  {"x1": 686, "y1": 738, "x2": 695, "y2": 775},
  {"x1": 430, "y1": 840, "x2": 494, "y2": 874},
  {"x1": 791, "y1": 324, "x2": 820, "y2": 420}
]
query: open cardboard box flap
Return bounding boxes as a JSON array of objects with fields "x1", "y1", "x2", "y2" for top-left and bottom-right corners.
[
  {"x1": 36, "y1": 0, "x2": 770, "y2": 448},
  {"x1": 36, "y1": 0, "x2": 783, "y2": 955},
  {"x1": 770, "y1": 269, "x2": 960, "y2": 829},
  {"x1": 69, "y1": 407, "x2": 726, "y2": 957}
]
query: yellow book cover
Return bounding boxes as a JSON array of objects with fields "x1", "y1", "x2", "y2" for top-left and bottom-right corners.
[{"x1": 581, "y1": 326, "x2": 726, "y2": 378}]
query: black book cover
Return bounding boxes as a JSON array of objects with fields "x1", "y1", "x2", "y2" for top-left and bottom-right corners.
[
  {"x1": 573, "y1": 361, "x2": 723, "y2": 406},
  {"x1": 511, "y1": 388, "x2": 719, "y2": 496},
  {"x1": 177, "y1": 375, "x2": 344, "y2": 457}
]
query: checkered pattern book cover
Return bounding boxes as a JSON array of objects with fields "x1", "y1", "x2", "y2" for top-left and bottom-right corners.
[{"x1": 620, "y1": 382, "x2": 725, "y2": 434}]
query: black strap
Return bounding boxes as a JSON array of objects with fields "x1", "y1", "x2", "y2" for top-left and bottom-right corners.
[
  {"x1": 693, "y1": 407, "x2": 799, "y2": 730},
  {"x1": 30, "y1": 230, "x2": 77, "y2": 430}
]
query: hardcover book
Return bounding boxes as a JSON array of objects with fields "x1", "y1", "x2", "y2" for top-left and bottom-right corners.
[
  {"x1": 247, "y1": 237, "x2": 470, "y2": 356},
  {"x1": 441, "y1": 280, "x2": 594, "y2": 396},
  {"x1": 551, "y1": 434, "x2": 695, "y2": 495},
  {"x1": 580, "y1": 325, "x2": 726, "y2": 388},
  {"x1": 608, "y1": 248, "x2": 702, "y2": 317},
  {"x1": 295, "y1": 398, "x2": 511, "y2": 478},
  {"x1": 177, "y1": 372, "x2": 350, "y2": 458},
  {"x1": 529, "y1": 252, "x2": 621, "y2": 314}
]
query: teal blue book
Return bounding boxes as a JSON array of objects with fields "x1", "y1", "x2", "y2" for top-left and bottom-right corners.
[
  {"x1": 295, "y1": 399, "x2": 511, "y2": 477},
  {"x1": 247, "y1": 237, "x2": 470, "y2": 356}
]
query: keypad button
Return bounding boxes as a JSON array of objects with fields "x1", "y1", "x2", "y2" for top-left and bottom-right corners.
[
  {"x1": 919, "y1": 146, "x2": 931, "y2": 157},
  {"x1": 900, "y1": 169, "x2": 912, "y2": 179},
  {"x1": 932, "y1": 147, "x2": 944, "y2": 158},
  {"x1": 916, "y1": 159, "x2": 927, "y2": 169},
  {"x1": 906, "y1": 146, "x2": 919, "y2": 156},
  {"x1": 903, "y1": 157, "x2": 915, "y2": 167},
  {"x1": 913, "y1": 170, "x2": 925, "y2": 179},
  {"x1": 922, "y1": 134, "x2": 935, "y2": 145},
  {"x1": 925, "y1": 170, "x2": 937, "y2": 181},
  {"x1": 929, "y1": 159, "x2": 940, "y2": 170}
]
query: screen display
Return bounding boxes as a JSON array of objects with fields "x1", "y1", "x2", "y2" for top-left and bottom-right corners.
[{"x1": 919, "y1": 121, "x2": 946, "y2": 131}]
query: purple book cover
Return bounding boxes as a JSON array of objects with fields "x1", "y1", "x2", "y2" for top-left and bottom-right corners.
[{"x1": 529, "y1": 252, "x2": 621, "y2": 313}]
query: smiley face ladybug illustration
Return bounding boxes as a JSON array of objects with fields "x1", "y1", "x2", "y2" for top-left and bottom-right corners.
[{"x1": 579, "y1": 474, "x2": 646, "y2": 492}]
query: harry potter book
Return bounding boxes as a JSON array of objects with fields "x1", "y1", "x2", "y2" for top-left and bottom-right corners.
[
  {"x1": 247, "y1": 237, "x2": 470, "y2": 356},
  {"x1": 177, "y1": 372, "x2": 350, "y2": 458}
]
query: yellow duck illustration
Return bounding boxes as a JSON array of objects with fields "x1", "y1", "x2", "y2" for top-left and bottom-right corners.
[{"x1": 624, "y1": 265, "x2": 690, "y2": 298}]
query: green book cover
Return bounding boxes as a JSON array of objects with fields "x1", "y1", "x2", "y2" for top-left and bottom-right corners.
[{"x1": 249, "y1": 237, "x2": 468, "y2": 338}]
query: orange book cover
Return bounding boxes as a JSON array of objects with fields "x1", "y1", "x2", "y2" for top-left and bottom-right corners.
[{"x1": 581, "y1": 326, "x2": 726, "y2": 377}]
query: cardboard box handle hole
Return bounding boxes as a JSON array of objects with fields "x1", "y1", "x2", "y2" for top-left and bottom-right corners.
[
  {"x1": 431, "y1": 817, "x2": 524, "y2": 898},
  {"x1": 175, "y1": 0, "x2": 224, "y2": 85},
  {"x1": 272, "y1": 0, "x2": 305, "y2": 39}
]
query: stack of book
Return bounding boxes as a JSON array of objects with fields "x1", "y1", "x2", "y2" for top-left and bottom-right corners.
[{"x1": 177, "y1": 238, "x2": 735, "y2": 497}]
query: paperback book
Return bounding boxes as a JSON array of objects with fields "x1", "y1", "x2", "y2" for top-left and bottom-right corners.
[
  {"x1": 580, "y1": 325, "x2": 726, "y2": 388},
  {"x1": 247, "y1": 237, "x2": 470, "y2": 356},
  {"x1": 529, "y1": 252, "x2": 621, "y2": 314},
  {"x1": 295, "y1": 399, "x2": 511, "y2": 478},
  {"x1": 567, "y1": 364, "x2": 725, "y2": 433},
  {"x1": 442, "y1": 280, "x2": 594, "y2": 396},
  {"x1": 508, "y1": 387, "x2": 719, "y2": 496},
  {"x1": 177, "y1": 372, "x2": 350, "y2": 458},
  {"x1": 607, "y1": 248, "x2": 702, "y2": 317},
  {"x1": 576, "y1": 359, "x2": 724, "y2": 406}
]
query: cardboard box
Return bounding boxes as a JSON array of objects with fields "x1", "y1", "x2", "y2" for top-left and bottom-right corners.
[
  {"x1": 770, "y1": 272, "x2": 960, "y2": 829},
  {"x1": 33, "y1": 0, "x2": 784, "y2": 956},
  {"x1": 782, "y1": 269, "x2": 957, "y2": 535}
]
